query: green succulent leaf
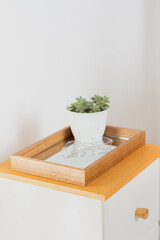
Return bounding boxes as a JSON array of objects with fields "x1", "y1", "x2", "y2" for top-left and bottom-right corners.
[{"x1": 67, "y1": 95, "x2": 110, "y2": 113}]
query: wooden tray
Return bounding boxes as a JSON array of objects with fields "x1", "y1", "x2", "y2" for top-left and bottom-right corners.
[{"x1": 11, "y1": 126, "x2": 145, "y2": 186}]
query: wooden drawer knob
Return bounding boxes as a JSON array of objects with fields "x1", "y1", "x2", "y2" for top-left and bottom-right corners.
[{"x1": 135, "y1": 208, "x2": 149, "y2": 219}]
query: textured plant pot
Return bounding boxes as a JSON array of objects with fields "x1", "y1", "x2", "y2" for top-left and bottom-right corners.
[{"x1": 67, "y1": 109, "x2": 108, "y2": 143}]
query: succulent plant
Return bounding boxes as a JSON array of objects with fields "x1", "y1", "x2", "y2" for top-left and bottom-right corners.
[{"x1": 67, "y1": 95, "x2": 110, "y2": 113}]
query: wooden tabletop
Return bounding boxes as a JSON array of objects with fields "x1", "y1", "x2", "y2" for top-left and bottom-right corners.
[{"x1": 0, "y1": 143, "x2": 160, "y2": 201}]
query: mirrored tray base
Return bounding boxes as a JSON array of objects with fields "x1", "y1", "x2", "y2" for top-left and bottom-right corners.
[{"x1": 46, "y1": 137, "x2": 116, "y2": 169}]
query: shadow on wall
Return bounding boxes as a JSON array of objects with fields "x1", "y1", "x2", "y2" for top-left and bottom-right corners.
[
  {"x1": 16, "y1": 119, "x2": 40, "y2": 152},
  {"x1": 0, "y1": 118, "x2": 40, "y2": 163}
]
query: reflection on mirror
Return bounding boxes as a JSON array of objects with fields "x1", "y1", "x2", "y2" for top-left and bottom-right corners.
[{"x1": 34, "y1": 134, "x2": 129, "y2": 169}]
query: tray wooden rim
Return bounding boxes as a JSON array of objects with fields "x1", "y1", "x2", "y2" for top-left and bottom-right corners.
[{"x1": 11, "y1": 125, "x2": 145, "y2": 186}]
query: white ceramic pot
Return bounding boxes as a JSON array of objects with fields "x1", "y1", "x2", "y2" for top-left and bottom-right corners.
[{"x1": 67, "y1": 109, "x2": 108, "y2": 143}]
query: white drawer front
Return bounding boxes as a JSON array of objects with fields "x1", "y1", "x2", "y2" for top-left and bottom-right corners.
[
  {"x1": 144, "y1": 224, "x2": 159, "y2": 240},
  {"x1": 104, "y1": 159, "x2": 159, "y2": 240},
  {"x1": 0, "y1": 178, "x2": 103, "y2": 240}
]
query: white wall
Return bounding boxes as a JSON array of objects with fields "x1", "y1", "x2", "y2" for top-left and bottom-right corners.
[
  {"x1": 154, "y1": 0, "x2": 160, "y2": 144},
  {"x1": 0, "y1": 0, "x2": 158, "y2": 163}
]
